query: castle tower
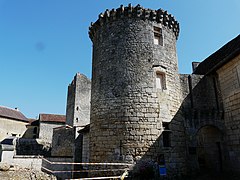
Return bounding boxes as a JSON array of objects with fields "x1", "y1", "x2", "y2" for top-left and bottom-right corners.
[
  {"x1": 89, "y1": 4, "x2": 182, "y2": 165},
  {"x1": 66, "y1": 73, "x2": 91, "y2": 128}
]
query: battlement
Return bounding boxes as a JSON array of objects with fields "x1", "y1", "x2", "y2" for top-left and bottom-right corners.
[{"x1": 89, "y1": 4, "x2": 180, "y2": 41}]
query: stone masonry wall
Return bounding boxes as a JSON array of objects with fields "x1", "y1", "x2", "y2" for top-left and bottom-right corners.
[
  {"x1": 16, "y1": 139, "x2": 51, "y2": 156},
  {"x1": 0, "y1": 117, "x2": 28, "y2": 141},
  {"x1": 82, "y1": 133, "x2": 89, "y2": 163},
  {"x1": 180, "y1": 73, "x2": 225, "y2": 174},
  {"x1": 66, "y1": 73, "x2": 91, "y2": 128},
  {"x1": 89, "y1": 4, "x2": 185, "y2": 175},
  {"x1": 39, "y1": 122, "x2": 64, "y2": 143},
  {"x1": 51, "y1": 127, "x2": 75, "y2": 157},
  {"x1": 216, "y1": 54, "x2": 240, "y2": 173}
]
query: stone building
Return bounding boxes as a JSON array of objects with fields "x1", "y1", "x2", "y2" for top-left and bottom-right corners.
[
  {"x1": 66, "y1": 72, "x2": 91, "y2": 129},
  {"x1": 193, "y1": 34, "x2": 240, "y2": 174},
  {"x1": 15, "y1": 114, "x2": 65, "y2": 157},
  {"x1": 67, "y1": 4, "x2": 240, "y2": 178},
  {"x1": 41, "y1": 4, "x2": 240, "y2": 179},
  {"x1": 51, "y1": 73, "x2": 91, "y2": 160},
  {"x1": 88, "y1": 4, "x2": 183, "y2": 175},
  {"x1": 38, "y1": 113, "x2": 66, "y2": 143},
  {"x1": 46, "y1": 73, "x2": 91, "y2": 179},
  {"x1": 0, "y1": 106, "x2": 28, "y2": 141}
]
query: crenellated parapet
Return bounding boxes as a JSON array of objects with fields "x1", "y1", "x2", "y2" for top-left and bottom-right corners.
[{"x1": 89, "y1": 4, "x2": 180, "y2": 41}]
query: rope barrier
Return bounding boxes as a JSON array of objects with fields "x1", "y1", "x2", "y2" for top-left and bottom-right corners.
[
  {"x1": 42, "y1": 158, "x2": 130, "y2": 180},
  {"x1": 42, "y1": 158, "x2": 132, "y2": 166},
  {"x1": 42, "y1": 167, "x2": 128, "y2": 173}
]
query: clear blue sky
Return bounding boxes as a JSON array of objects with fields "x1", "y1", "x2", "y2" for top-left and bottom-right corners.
[{"x1": 0, "y1": 0, "x2": 239, "y2": 118}]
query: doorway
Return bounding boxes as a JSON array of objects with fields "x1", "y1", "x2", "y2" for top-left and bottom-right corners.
[{"x1": 196, "y1": 126, "x2": 223, "y2": 173}]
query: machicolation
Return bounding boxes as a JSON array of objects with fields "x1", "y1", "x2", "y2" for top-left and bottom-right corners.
[{"x1": 89, "y1": 4, "x2": 180, "y2": 41}]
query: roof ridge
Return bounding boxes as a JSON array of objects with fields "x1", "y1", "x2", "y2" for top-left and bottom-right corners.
[
  {"x1": 39, "y1": 113, "x2": 65, "y2": 116},
  {"x1": 0, "y1": 105, "x2": 19, "y2": 111},
  {"x1": 0, "y1": 105, "x2": 28, "y2": 122}
]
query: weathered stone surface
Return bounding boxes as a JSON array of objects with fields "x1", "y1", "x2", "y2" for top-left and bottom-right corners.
[
  {"x1": 66, "y1": 73, "x2": 91, "y2": 127},
  {"x1": 216, "y1": 54, "x2": 240, "y2": 173},
  {"x1": 51, "y1": 127, "x2": 75, "y2": 157},
  {"x1": 89, "y1": 4, "x2": 184, "y2": 176},
  {"x1": 16, "y1": 139, "x2": 51, "y2": 156}
]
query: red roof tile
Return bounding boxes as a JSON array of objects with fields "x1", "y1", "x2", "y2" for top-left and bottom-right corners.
[
  {"x1": 39, "y1": 114, "x2": 66, "y2": 123},
  {"x1": 27, "y1": 119, "x2": 39, "y2": 126},
  {"x1": 0, "y1": 106, "x2": 28, "y2": 122}
]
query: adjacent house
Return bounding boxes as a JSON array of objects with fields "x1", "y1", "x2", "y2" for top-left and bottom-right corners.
[
  {"x1": 16, "y1": 114, "x2": 66, "y2": 156},
  {"x1": 38, "y1": 113, "x2": 66, "y2": 143},
  {"x1": 0, "y1": 106, "x2": 28, "y2": 141}
]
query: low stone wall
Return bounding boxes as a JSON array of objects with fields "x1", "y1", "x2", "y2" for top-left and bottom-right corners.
[
  {"x1": 16, "y1": 138, "x2": 51, "y2": 156},
  {"x1": 13, "y1": 155, "x2": 42, "y2": 171},
  {"x1": 0, "y1": 142, "x2": 42, "y2": 171},
  {"x1": 51, "y1": 127, "x2": 74, "y2": 157}
]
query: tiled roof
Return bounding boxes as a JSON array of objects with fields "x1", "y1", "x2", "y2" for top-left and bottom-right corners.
[
  {"x1": 39, "y1": 114, "x2": 66, "y2": 123},
  {"x1": 27, "y1": 119, "x2": 39, "y2": 126},
  {"x1": 0, "y1": 106, "x2": 28, "y2": 122},
  {"x1": 194, "y1": 34, "x2": 240, "y2": 75}
]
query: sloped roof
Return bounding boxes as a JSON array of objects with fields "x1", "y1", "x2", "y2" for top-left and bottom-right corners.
[
  {"x1": 39, "y1": 114, "x2": 66, "y2": 123},
  {"x1": 27, "y1": 119, "x2": 39, "y2": 126},
  {"x1": 193, "y1": 34, "x2": 240, "y2": 75},
  {"x1": 0, "y1": 106, "x2": 28, "y2": 122}
]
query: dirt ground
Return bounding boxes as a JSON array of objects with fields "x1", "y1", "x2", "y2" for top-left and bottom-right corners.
[{"x1": 0, "y1": 167, "x2": 56, "y2": 180}]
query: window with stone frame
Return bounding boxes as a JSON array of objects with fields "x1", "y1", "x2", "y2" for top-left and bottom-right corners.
[
  {"x1": 162, "y1": 122, "x2": 171, "y2": 147},
  {"x1": 156, "y1": 71, "x2": 166, "y2": 91},
  {"x1": 153, "y1": 26, "x2": 163, "y2": 46}
]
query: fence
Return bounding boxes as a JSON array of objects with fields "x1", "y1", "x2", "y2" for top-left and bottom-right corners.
[{"x1": 42, "y1": 158, "x2": 132, "y2": 180}]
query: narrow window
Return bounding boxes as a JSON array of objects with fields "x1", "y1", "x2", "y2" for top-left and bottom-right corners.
[
  {"x1": 57, "y1": 135, "x2": 60, "y2": 146},
  {"x1": 162, "y1": 122, "x2": 171, "y2": 147},
  {"x1": 153, "y1": 26, "x2": 163, "y2": 46},
  {"x1": 156, "y1": 72, "x2": 166, "y2": 90}
]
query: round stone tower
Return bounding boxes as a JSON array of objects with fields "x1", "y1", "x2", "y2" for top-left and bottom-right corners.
[{"x1": 89, "y1": 4, "x2": 181, "y2": 164}]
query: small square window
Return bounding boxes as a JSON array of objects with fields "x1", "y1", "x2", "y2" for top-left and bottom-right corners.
[{"x1": 153, "y1": 26, "x2": 163, "y2": 46}]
